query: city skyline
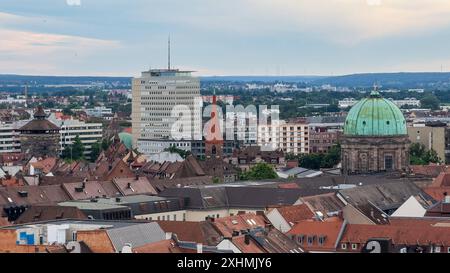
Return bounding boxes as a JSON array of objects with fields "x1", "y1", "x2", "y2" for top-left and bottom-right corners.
[{"x1": 2, "y1": 0, "x2": 450, "y2": 76}]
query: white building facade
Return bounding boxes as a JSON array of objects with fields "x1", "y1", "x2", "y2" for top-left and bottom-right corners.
[
  {"x1": 132, "y1": 69, "x2": 201, "y2": 155},
  {"x1": 258, "y1": 120, "x2": 310, "y2": 155},
  {"x1": 0, "y1": 123, "x2": 21, "y2": 154}
]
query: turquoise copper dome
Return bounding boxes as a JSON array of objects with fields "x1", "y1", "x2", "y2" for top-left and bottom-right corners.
[{"x1": 344, "y1": 90, "x2": 407, "y2": 136}]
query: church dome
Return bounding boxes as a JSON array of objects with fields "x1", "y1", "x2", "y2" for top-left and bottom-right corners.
[{"x1": 344, "y1": 90, "x2": 407, "y2": 136}]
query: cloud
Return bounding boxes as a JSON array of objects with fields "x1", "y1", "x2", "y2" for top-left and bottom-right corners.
[
  {"x1": 138, "y1": 0, "x2": 450, "y2": 45},
  {"x1": 0, "y1": 11, "x2": 120, "y2": 75}
]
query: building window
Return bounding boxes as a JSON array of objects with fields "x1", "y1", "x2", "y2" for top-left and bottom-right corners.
[
  {"x1": 341, "y1": 243, "x2": 347, "y2": 250},
  {"x1": 173, "y1": 214, "x2": 177, "y2": 221},
  {"x1": 435, "y1": 246, "x2": 441, "y2": 253},
  {"x1": 385, "y1": 155, "x2": 394, "y2": 170},
  {"x1": 351, "y1": 244, "x2": 358, "y2": 250}
]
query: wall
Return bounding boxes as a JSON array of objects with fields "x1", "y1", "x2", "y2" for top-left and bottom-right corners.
[
  {"x1": 408, "y1": 126, "x2": 445, "y2": 162},
  {"x1": 134, "y1": 210, "x2": 187, "y2": 221}
]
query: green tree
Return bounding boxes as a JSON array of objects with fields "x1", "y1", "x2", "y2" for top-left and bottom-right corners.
[
  {"x1": 90, "y1": 141, "x2": 102, "y2": 162},
  {"x1": 409, "y1": 143, "x2": 441, "y2": 165},
  {"x1": 420, "y1": 94, "x2": 440, "y2": 110},
  {"x1": 101, "y1": 138, "x2": 111, "y2": 151},
  {"x1": 62, "y1": 135, "x2": 85, "y2": 161},
  {"x1": 164, "y1": 145, "x2": 192, "y2": 159},
  {"x1": 321, "y1": 144, "x2": 341, "y2": 168},
  {"x1": 240, "y1": 163, "x2": 278, "y2": 181}
]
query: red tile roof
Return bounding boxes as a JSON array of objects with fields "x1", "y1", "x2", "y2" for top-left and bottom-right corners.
[
  {"x1": 431, "y1": 172, "x2": 450, "y2": 187},
  {"x1": 213, "y1": 213, "x2": 268, "y2": 238},
  {"x1": 133, "y1": 239, "x2": 188, "y2": 253},
  {"x1": 423, "y1": 187, "x2": 450, "y2": 201},
  {"x1": 287, "y1": 218, "x2": 345, "y2": 252},
  {"x1": 30, "y1": 158, "x2": 58, "y2": 174},
  {"x1": 274, "y1": 204, "x2": 315, "y2": 225},
  {"x1": 410, "y1": 165, "x2": 449, "y2": 178},
  {"x1": 157, "y1": 221, "x2": 221, "y2": 246},
  {"x1": 340, "y1": 223, "x2": 450, "y2": 246}
]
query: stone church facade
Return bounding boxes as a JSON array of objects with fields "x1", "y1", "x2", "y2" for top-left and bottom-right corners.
[{"x1": 341, "y1": 90, "x2": 410, "y2": 175}]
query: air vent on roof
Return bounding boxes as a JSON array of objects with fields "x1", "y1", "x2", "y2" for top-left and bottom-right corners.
[{"x1": 231, "y1": 220, "x2": 239, "y2": 225}]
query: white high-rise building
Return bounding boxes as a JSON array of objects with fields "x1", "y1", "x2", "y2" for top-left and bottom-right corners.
[{"x1": 132, "y1": 69, "x2": 201, "y2": 155}]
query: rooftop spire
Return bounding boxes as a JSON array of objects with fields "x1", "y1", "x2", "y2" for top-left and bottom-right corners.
[
  {"x1": 168, "y1": 35, "x2": 171, "y2": 70},
  {"x1": 370, "y1": 83, "x2": 381, "y2": 98}
]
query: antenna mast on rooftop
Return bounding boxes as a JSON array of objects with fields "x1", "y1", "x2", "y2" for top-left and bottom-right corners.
[{"x1": 168, "y1": 35, "x2": 171, "y2": 70}]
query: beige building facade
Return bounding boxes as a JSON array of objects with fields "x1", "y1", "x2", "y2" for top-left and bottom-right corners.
[{"x1": 408, "y1": 125, "x2": 445, "y2": 162}]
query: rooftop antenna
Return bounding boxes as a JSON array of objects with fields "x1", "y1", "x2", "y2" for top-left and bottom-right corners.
[
  {"x1": 24, "y1": 84, "x2": 28, "y2": 108},
  {"x1": 168, "y1": 35, "x2": 171, "y2": 70}
]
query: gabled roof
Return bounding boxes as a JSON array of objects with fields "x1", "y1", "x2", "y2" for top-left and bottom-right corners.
[
  {"x1": 0, "y1": 185, "x2": 69, "y2": 207},
  {"x1": 337, "y1": 181, "x2": 435, "y2": 212},
  {"x1": 288, "y1": 218, "x2": 346, "y2": 252},
  {"x1": 15, "y1": 205, "x2": 87, "y2": 224},
  {"x1": 212, "y1": 214, "x2": 268, "y2": 238},
  {"x1": 157, "y1": 221, "x2": 221, "y2": 246},
  {"x1": 410, "y1": 165, "x2": 448, "y2": 178},
  {"x1": 273, "y1": 204, "x2": 315, "y2": 225},
  {"x1": 62, "y1": 181, "x2": 121, "y2": 200},
  {"x1": 300, "y1": 193, "x2": 346, "y2": 217},
  {"x1": 160, "y1": 186, "x2": 315, "y2": 210},
  {"x1": 106, "y1": 222, "x2": 166, "y2": 251},
  {"x1": 340, "y1": 222, "x2": 450, "y2": 245},
  {"x1": 150, "y1": 176, "x2": 213, "y2": 193},
  {"x1": 112, "y1": 177, "x2": 157, "y2": 196},
  {"x1": 132, "y1": 239, "x2": 186, "y2": 253}
]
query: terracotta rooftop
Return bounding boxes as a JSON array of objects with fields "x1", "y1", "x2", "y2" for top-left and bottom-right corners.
[
  {"x1": 410, "y1": 165, "x2": 449, "y2": 178},
  {"x1": 274, "y1": 204, "x2": 315, "y2": 225},
  {"x1": 212, "y1": 213, "x2": 268, "y2": 238},
  {"x1": 340, "y1": 223, "x2": 450, "y2": 246},
  {"x1": 287, "y1": 218, "x2": 345, "y2": 252},
  {"x1": 133, "y1": 239, "x2": 187, "y2": 253},
  {"x1": 157, "y1": 221, "x2": 221, "y2": 246}
]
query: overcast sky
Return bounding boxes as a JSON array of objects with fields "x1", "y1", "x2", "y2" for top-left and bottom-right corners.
[{"x1": 1, "y1": 0, "x2": 450, "y2": 77}]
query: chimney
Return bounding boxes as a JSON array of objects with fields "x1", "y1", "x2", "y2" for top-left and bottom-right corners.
[
  {"x1": 127, "y1": 182, "x2": 131, "y2": 189},
  {"x1": 244, "y1": 234, "x2": 251, "y2": 245},
  {"x1": 196, "y1": 243, "x2": 203, "y2": 254},
  {"x1": 135, "y1": 174, "x2": 139, "y2": 181},
  {"x1": 82, "y1": 182, "x2": 86, "y2": 189},
  {"x1": 165, "y1": 232, "x2": 173, "y2": 240},
  {"x1": 444, "y1": 192, "x2": 450, "y2": 204}
]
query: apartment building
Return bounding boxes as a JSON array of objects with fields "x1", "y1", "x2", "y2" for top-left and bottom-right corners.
[
  {"x1": 258, "y1": 119, "x2": 310, "y2": 155},
  {"x1": 132, "y1": 69, "x2": 201, "y2": 155},
  {"x1": 0, "y1": 123, "x2": 21, "y2": 154},
  {"x1": 48, "y1": 114, "x2": 103, "y2": 158},
  {"x1": 408, "y1": 122, "x2": 446, "y2": 162}
]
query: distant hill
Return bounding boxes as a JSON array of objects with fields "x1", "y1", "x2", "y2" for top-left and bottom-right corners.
[
  {"x1": 2, "y1": 72, "x2": 450, "y2": 89},
  {"x1": 311, "y1": 72, "x2": 450, "y2": 89},
  {"x1": 200, "y1": 76, "x2": 326, "y2": 83},
  {"x1": 0, "y1": 74, "x2": 131, "y2": 85}
]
